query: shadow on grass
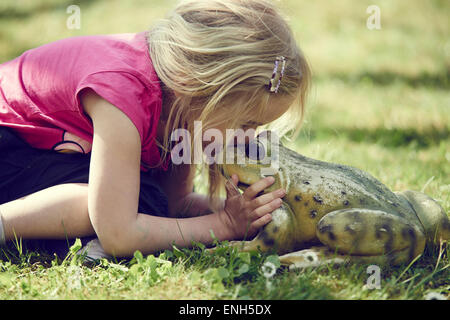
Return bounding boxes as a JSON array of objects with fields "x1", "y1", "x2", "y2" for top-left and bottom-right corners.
[
  {"x1": 0, "y1": 0, "x2": 98, "y2": 20},
  {"x1": 0, "y1": 237, "x2": 95, "y2": 265},
  {"x1": 299, "y1": 126, "x2": 450, "y2": 149},
  {"x1": 316, "y1": 69, "x2": 450, "y2": 90},
  {"x1": 0, "y1": 0, "x2": 102, "y2": 62}
]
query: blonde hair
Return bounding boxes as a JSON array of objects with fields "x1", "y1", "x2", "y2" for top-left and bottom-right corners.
[{"x1": 147, "y1": 0, "x2": 311, "y2": 206}]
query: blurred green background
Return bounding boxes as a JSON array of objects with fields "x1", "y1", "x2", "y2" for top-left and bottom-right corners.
[{"x1": 1, "y1": 0, "x2": 449, "y2": 195}]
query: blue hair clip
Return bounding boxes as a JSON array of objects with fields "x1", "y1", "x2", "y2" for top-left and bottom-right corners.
[{"x1": 268, "y1": 56, "x2": 286, "y2": 93}]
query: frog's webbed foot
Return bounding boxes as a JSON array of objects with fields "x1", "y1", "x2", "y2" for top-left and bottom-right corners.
[
  {"x1": 279, "y1": 246, "x2": 347, "y2": 270},
  {"x1": 315, "y1": 208, "x2": 426, "y2": 266},
  {"x1": 279, "y1": 246, "x2": 410, "y2": 270}
]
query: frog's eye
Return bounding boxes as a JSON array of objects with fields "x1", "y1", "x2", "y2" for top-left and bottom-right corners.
[{"x1": 245, "y1": 140, "x2": 266, "y2": 161}]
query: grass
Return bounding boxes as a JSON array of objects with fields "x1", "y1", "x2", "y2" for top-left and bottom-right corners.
[
  {"x1": 0, "y1": 236, "x2": 448, "y2": 300},
  {"x1": 0, "y1": 0, "x2": 449, "y2": 300}
]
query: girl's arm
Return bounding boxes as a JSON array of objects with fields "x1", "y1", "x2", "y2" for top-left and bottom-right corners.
[
  {"x1": 82, "y1": 90, "x2": 283, "y2": 257},
  {"x1": 82, "y1": 90, "x2": 222, "y2": 256}
]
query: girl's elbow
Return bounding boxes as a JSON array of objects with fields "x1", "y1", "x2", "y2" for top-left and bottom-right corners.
[
  {"x1": 97, "y1": 233, "x2": 130, "y2": 257},
  {"x1": 95, "y1": 224, "x2": 133, "y2": 257},
  {"x1": 89, "y1": 208, "x2": 136, "y2": 257}
]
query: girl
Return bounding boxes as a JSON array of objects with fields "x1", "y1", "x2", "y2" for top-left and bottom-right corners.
[{"x1": 0, "y1": 0, "x2": 310, "y2": 258}]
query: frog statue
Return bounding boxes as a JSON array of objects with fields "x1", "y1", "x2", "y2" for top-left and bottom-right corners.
[{"x1": 219, "y1": 131, "x2": 450, "y2": 269}]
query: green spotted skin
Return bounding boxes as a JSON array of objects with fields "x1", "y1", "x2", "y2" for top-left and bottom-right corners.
[{"x1": 221, "y1": 131, "x2": 450, "y2": 267}]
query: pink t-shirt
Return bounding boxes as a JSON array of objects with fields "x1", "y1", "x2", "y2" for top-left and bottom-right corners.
[{"x1": 0, "y1": 32, "x2": 168, "y2": 171}]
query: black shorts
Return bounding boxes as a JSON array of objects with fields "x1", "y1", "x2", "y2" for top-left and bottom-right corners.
[{"x1": 0, "y1": 126, "x2": 169, "y2": 256}]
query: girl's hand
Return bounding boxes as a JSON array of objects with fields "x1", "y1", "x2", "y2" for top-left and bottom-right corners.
[{"x1": 219, "y1": 174, "x2": 286, "y2": 240}]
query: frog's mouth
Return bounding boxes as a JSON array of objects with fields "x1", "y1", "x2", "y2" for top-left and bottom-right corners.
[
  {"x1": 237, "y1": 181, "x2": 250, "y2": 189},
  {"x1": 219, "y1": 165, "x2": 256, "y2": 192}
]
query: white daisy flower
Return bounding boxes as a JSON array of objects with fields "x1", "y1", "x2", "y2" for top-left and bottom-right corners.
[{"x1": 424, "y1": 292, "x2": 447, "y2": 300}]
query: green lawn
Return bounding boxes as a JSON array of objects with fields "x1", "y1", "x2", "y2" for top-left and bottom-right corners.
[{"x1": 0, "y1": 0, "x2": 449, "y2": 300}]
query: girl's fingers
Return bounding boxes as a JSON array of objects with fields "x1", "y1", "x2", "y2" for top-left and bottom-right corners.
[
  {"x1": 225, "y1": 174, "x2": 240, "y2": 197},
  {"x1": 230, "y1": 173, "x2": 239, "y2": 186},
  {"x1": 242, "y1": 176, "x2": 275, "y2": 200},
  {"x1": 249, "y1": 198, "x2": 282, "y2": 220},
  {"x1": 249, "y1": 213, "x2": 272, "y2": 233},
  {"x1": 249, "y1": 188, "x2": 285, "y2": 210}
]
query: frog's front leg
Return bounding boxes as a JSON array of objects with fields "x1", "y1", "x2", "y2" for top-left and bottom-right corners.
[{"x1": 315, "y1": 208, "x2": 426, "y2": 266}]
